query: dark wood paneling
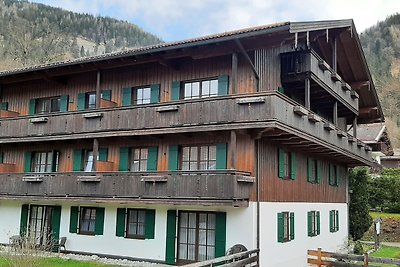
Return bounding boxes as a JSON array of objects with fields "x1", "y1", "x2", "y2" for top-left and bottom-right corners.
[{"x1": 258, "y1": 140, "x2": 347, "y2": 203}]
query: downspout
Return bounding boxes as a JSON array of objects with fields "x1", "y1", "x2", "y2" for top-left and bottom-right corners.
[{"x1": 256, "y1": 139, "x2": 260, "y2": 261}]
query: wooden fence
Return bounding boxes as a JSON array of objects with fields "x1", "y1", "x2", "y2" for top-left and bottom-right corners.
[
  {"x1": 308, "y1": 248, "x2": 400, "y2": 266},
  {"x1": 183, "y1": 249, "x2": 259, "y2": 267}
]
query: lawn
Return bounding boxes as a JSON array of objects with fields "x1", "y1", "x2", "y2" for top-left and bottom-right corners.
[
  {"x1": 370, "y1": 212, "x2": 400, "y2": 220},
  {"x1": 371, "y1": 246, "x2": 400, "y2": 259},
  {"x1": 0, "y1": 256, "x2": 117, "y2": 267}
]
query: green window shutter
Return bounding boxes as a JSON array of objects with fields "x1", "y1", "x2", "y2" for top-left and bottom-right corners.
[
  {"x1": 95, "y1": 207, "x2": 105, "y2": 235},
  {"x1": 307, "y1": 211, "x2": 312, "y2": 237},
  {"x1": 307, "y1": 158, "x2": 313, "y2": 183},
  {"x1": 69, "y1": 206, "x2": 79, "y2": 233},
  {"x1": 150, "y1": 84, "x2": 160, "y2": 104},
  {"x1": 24, "y1": 152, "x2": 32, "y2": 173},
  {"x1": 19, "y1": 204, "x2": 29, "y2": 236},
  {"x1": 73, "y1": 149, "x2": 83, "y2": 171},
  {"x1": 77, "y1": 93, "x2": 86, "y2": 111},
  {"x1": 0, "y1": 152, "x2": 3, "y2": 164},
  {"x1": 277, "y1": 212, "x2": 284, "y2": 242},
  {"x1": 116, "y1": 208, "x2": 126, "y2": 237},
  {"x1": 217, "y1": 75, "x2": 229, "y2": 96},
  {"x1": 316, "y1": 211, "x2": 320, "y2": 235},
  {"x1": 317, "y1": 160, "x2": 322, "y2": 184},
  {"x1": 119, "y1": 147, "x2": 129, "y2": 171},
  {"x1": 336, "y1": 166, "x2": 340, "y2": 186},
  {"x1": 168, "y1": 145, "x2": 179, "y2": 171},
  {"x1": 122, "y1": 88, "x2": 132, "y2": 106},
  {"x1": 329, "y1": 164, "x2": 334, "y2": 185},
  {"x1": 101, "y1": 90, "x2": 111, "y2": 101},
  {"x1": 60, "y1": 95, "x2": 69, "y2": 112},
  {"x1": 171, "y1": 81, "x2": 181, "y2": 101},
  {"x1": 290, "y1": 152, "x2": 296, "y2": 180},
  {"x1": 28, "y1": 99, "x2": 36, "y2": 115},
  {"x1": 0, "y1": 102, "x2": 8, "y2": 111},
  {"x1": 51, "y1": 206, "x2": 62, "y2": 242},
  {"x1": 336, "y1": 211, "x2": 339, "y2": 231},
  {"x1": 215, "y1": 212, "x2": 226, "y2": 258},
  {"x1": 51, "y1": 151, "x2": 59, "y2": 172},
  {"x1": 278, "y1": 86, "x2": 285, "y2": 93},
  {"x1": 216, "y1": 143, "x2": 227, "y2": 170},
  {"x1": 289, "y1": 212, "x2": 295, "y2": 240},
  {"x1": 165, "y1": 210, "x2": 177, "y2": 265},
  {"x1": 329, "y1": 210, "x2": 334, "y2": 232},
  {"x1": 98, "y1": 148, "x2": 108, "y2": 162},
  {"x1": 145, "y1": 209, "x2": 156, "y2": 239},
  {"x1": 147, "y1": 146, "x2": 158, "y2": 171},
  {"x1": 278, "y1": 149, "x2": 285, "y2": 178}
]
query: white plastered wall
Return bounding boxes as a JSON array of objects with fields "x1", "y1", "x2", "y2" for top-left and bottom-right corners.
[{"x1": 0, "y1": 201, "x2": 23, "y2": 243}]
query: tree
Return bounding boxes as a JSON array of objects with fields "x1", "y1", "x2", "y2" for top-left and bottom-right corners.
[{"x1": 349, "y1": 168, "x2": 372, "y2": 240}]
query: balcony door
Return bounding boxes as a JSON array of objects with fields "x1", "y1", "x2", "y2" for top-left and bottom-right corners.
[{"x1": 28, "y1": 205, "x2": 54, "y2": 248}]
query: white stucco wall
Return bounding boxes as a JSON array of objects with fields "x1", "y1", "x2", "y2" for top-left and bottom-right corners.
[{"x1": 0, "y1": 201, "x2": 23, "y2": 243}]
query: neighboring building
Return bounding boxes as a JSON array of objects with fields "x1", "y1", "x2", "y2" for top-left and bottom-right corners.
[
  {"x1": 0, "y1": 20, "x2": 384, "y2": 267},
  {"x1": 380, "y1": 149, "x2": 400, "y2": 169}
]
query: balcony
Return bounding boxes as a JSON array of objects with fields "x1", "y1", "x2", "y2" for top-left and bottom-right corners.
[
  {"x1": 280, "y1": 50, "x2": 358, "y2": 114},
  {"x1": 0, "y1": 170, "x2": 254, "y2": 207}
]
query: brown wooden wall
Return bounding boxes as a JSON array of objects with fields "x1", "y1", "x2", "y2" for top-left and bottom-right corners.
[
  {"x1": 2, "y1": 54, "x2": 256, "y2": 115},
  {"x1": 257, "y1": 138, "x2": 347, "y2": 203}
]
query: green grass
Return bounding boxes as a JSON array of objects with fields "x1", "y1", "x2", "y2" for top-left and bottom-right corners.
[
  {"x1": 0, "y1": 256, "x2": 117, "y2": 267},
  {"x1": 370, "y1": 212, "x2": 400, "y2": 220},
  {"x1": 371, "y1": 246, "x2": 400, "y2": 259}
]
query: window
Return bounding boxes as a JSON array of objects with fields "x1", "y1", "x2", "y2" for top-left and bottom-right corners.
[
  {"x1": 183, "y1": 79, "x2": 218, "y2": 100},
  {"x1": 31, "y1": 151, "x2": 58, "y2": 173},
  {"x1": 178, "y1": 211, "x2": 216, "y2": 263},
  {"x1": 29, "y1": 205, "x2": 54, "y2": 246},
  {"x1": 307, "y1": 158, "x2": 321, "y2": 184},
  {"x1": 35, "y1": 97, "x2": 61, "y2": 114},
  {"x1": 84, "y1": 150, "x2": 94, "y2": 172},
  {"x1": 330, "y1": 210, "x2": 339, "y2": 232},
  {"x1": 329, "y1": 164, "x2": 339, "y2": 186},
  {"x1": 132, "y1": 87, "x2": 151, "y2": 105},
  {"x1": 115, "y1": 208, "x2": 155, "y2": 239},
  {"x1": 79, "y1": 207, "x2": 96, "y2": 235},
  {"x1": 126, "y1": 209, "x2": 146, "y2": 238},
  {"x1": 181, "y1": 145, "x2": 216, "y2": 171},
  {"x1": 277, "y1": 212, "x2": 294, "y2": 242},
  {"x1": 278, "y1": 149, "x2": 296, "y2": 179},
  {"x1": 130, "y1": 148, "x2": 148, "y2": 171},
  {"x1": 308, "y1": 211, "x2": 320, "y2": 237},
  {"x1": 85, "y1": 92, "x2": 96, "y2": 110}
]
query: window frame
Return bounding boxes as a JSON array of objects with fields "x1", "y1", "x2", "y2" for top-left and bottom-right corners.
[
  {"x1": 331, "y1": 210, "x2": 339, "y2": 232},
  {"x1": 129, "y1": 147, "x2": 148, "y2": 172},
  {"x1": 282, "y1": 212, "x2": 291, "y2": 242},
  {"x1": 125, "y1": 208, "x2": 146, "y2": 239},
  {"x1": 83, "y1": 150, "x2": 94, "y2": 172},
  {"x1": 131, "y1": 86, "x2": 151, "y2": 105},
  {"x1": 85, "y1": 91, "x2": 96, "y2": 110},
  {"x1": 79, "y1": 207, "x2": 97, "y2": 235},
  {"x1": 179, "y1": 145, "x2": 217, "y2": 171},
  {"x1": 309, "y1": 211, "x2": 318, "y2": 237},
  {"x1": 181, "y1": 78, "x2": 219, "y2": 100},
  {"x1": 330, "y1": 164, "x2": 339, "y2": 186},
  {"x1": 31, "y1": 151, "x2": 58, "y2": 173},
  {"x1": 35, "y1": 96, "x2": 61, "y2": 114}
]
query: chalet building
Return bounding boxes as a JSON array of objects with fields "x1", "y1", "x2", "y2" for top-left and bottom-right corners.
[{"x1": 0, "y1": 20, "x2": 384, "y2": 266}]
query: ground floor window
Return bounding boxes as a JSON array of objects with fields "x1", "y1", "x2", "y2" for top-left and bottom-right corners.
[
  {"x1": 79, "y1": 207, "x2": 96, "y2": 235},
  {"x1": 115, "y1": 208, "x2": 155, "y2": 239},
  {"x1": 307, "y1": 211, "x2": 320, "y2": 237},
  {"x1": 330, "y1": 210, "x2": 339, "y2": 232},
  {"x1": 69, "y1": 206, "x2": 105, "y2": 236},
  {"x1": 277, "y1": 211, "x2": 294, "y2": 242}
]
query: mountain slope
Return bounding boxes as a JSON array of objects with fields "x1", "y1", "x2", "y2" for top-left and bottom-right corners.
[{"x1": 0, "y1": 0, "x2": 162, "y2": 70}]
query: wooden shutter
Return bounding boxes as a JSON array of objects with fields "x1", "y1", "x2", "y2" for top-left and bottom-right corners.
[
  {"x1": 278, "y1": 149, "x2": 285, "y2": 178},
  {"x1": 329, "y1": 210, "x2": 334, "y2": 232},
  {"x1": 145, "y1": 209, "x2": 156, "y2": 239},
  {"x1": 329, "y1": 164, "x2": 334, "y2": 185},
  {"x1": 95, "y1": 207, "x2": 105, "y2": 235},
  {"x1": 69, "y1": 206, "x2": 79, "y2": 233},
  {"x1": 316, "y1": 211, "x2": 320, "y2": 235},
  {"x1": 60, "y1": 95, "x2": 69, "y2": 112},
  {"x1": 171, "y1": 81, "x2": 181, "y2": 101},
  {"x1": 28, "y1": 99, "x2": 36, "y2": 115},
  {"x1": 122, "y1": 88, "x2": 132, "y2": 106},
  {"x1": 336, "y1": 211, "x2": 339, "y2": 231},
  {"x1": 116, "y1": 208, "x2": 126, "y2": 237},
  {"x1": 150, "y1": 84, "x2": 160, "y2": 104},
  {"x1": 24, "y1": 152, "x2": 32, "y2": 173},
  {"x1": 317, "y1": 160, "x2": 322, "y2": 184},
  {"x1": 119, "y1": 147, "x2": 129, "y2": 171},
  {"x1": 147, "y1": 147, "x2": 158, "y2": 171},
  {"x1": 307, "y1": 211, "x2": 312, "y2": 237},
  {"x1": 101, "y1": 90, "x2": 111, "y2": 101},
  {"x1": 0, "y1": 102, "x2": 8, "y2": 110},
  {"x1": 277, "y1": 212, "x2": 284, "y2": 242},
  {"x1": 307, "y1": 158, "x2": 313, "y2": 183},
  {"x1": 98, "y1": 148, "x2": 108, "y2": 162},
  {"x1": 73, "y1": 149, "x2": 83, "y2": 171},
  {"x1": 168, "y1": 145, "x2": 179, "y2": 171},
  {"x1": 290, "y1": 152, "x2": 296, "y2": 180},
  {"x1": 77, "y1": 93, "x2": 86, "y2": 111},
  {"x1": 51, "y1": 151, "x2": 59, "y2": 172},
  {"x1": 217, "y1": 75, "x2": 229, "y2": 96},
  {"x1": 0, "y1": 152, "x2": 3, "y2": 164},
  {"x1": 289, "y1": 212, "x2": 295, "y2": 240},
  {"x1": 165, "y1": 210, "x2": 177, "y2": 265},
  {"x1": 215, "y1": 212, "x2": 227, "y2": 258},
  {"x1": 19, "y1": 204, "x2": 29, "y2": 236},
  {"x1": 336, "y1": 166, "x2": 340, "y2": 186},
  {"x1": 278, "y1": 87, "x2": 285, "y2": 93},
  {"x1": 216, "y1": 143, "x2": 227, "y2": 170},
  {"x1": 51, "y1": 206, "x2": 62, "y2": 242}
]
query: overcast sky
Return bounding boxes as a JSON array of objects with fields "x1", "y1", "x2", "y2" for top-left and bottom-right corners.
[{"x1": 31, "y1": 0, "x2": 400, "y2": 41}]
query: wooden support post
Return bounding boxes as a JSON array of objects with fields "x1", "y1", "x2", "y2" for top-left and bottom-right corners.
[
  {"x1": 95, "y1": 71, "x2": 101, "y2": 108},
  {"x1": 353, "y1": 117, "x2": 357, "y2": 138},
  {"x1": 317, "y1": 248, "x2": 322, "y2": 267},
  {"x1": 363, "y1": 253, "x2": 369, "y2": 267},
  {"x1": 92, "y1": 138, "x2": 99, "y2": 172},
  {"x1": 230, "y1": 130, "x2": 237, "y2": 170},
  {"x1": 333, "y1": 102, "x2": 338, "y2": 126},
  {"x1": 305, "y1": 78, "x2": 310, "y2": 109},
  {"x1": 332, "y1": 37, "x2": 337, "y2": 73},
  {"x1": 231, "y1": 52, "x2": 238, "y2": 95}
]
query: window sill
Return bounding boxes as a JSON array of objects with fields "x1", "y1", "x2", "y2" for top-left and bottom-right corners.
[
  {"x1": 22, "y1": 176, "x2": 44, "y2": 182},
  {"x1": 83, "y1": 112, "x2": 103, "y2": 119},
  {"x1": 29, "y1": 117, "x2": 48, "y2": 123},
  {"x1": 125, "y1": 235, "x2": 145, "y2": 240}
]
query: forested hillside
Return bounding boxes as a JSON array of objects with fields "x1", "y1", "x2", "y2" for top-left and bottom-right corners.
[
  {"x1": 0, "y1": 0, "x2": 162, "y2": 70},
  {"x1": 360, "y1": 13, "x2": 400, "y2": 146}
]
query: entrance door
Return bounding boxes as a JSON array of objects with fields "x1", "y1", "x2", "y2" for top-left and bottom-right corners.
[
  {"x1": 177, "y1": 211, "x2": 216, "y2": 264},
  {"x1": 29, "y1": 205, "x2": 54, "y2": 248}
]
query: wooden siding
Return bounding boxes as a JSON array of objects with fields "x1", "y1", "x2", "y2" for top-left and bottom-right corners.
[{"x1": 258, "y1": 140, "x2": 347, "y2": 203}]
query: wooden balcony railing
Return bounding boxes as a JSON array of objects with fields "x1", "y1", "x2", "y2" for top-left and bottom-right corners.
[
  {"x1": 280, "y1": 50, "x2": 359, "y2": 113},
  {"x1": 0, "y1": 170, "x2": 255, "y2": 206},
  {"x1": 183, "y1": 249, "x2": 259, "y2": 267}
]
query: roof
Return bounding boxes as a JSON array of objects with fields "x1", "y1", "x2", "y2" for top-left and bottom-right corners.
[{"x1": 358, "y1": 123, "x2": 386, "y2": 143}]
